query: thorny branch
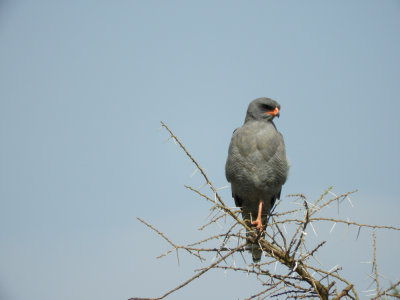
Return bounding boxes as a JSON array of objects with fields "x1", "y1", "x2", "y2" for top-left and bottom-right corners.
[
  {"x1": 371, "y1": 280, "x2": 400, "y2": 300},
  {"x1": 372, "y1": 232, "x2": 380, "y2": 296},
  {"x1": 131, "y1": 122, "x2": 400, "y2": 300}
]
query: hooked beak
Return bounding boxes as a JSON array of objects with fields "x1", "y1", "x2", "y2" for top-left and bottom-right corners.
[{"x1": 266, "y1": 107, "x2": 280, "y2": 118}]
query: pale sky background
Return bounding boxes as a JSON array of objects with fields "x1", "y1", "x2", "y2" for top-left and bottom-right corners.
[{"x1": 1, "y1": 1, "x2": 399, "y2": 300}]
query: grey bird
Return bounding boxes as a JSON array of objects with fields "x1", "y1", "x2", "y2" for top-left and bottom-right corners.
[{"x1": 225, "y1": 97, "x2": 289, "y2": 262}]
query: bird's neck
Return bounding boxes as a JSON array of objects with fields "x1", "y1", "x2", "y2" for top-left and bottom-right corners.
[{"x1": 244, "y1": 117, "x2": 275, "y2": 126}]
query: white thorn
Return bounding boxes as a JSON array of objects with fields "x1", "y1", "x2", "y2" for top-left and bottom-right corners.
[
  {"x1": 378, "y1": 272, "x2": 389, "y2": 280},
  {"x1": 216, "y1": 185, "x2": 229, "y2": 191},
  {"x1": 190, "y1": 168, "x2": 198, "y2": 178},
  {"x1": 328, "y1": 190, "x2": 338, "y2": 197},
  {"x1": 305, "y1": 200, "x2": 318, "y2": 209},
  {"x1": 362, "y1": 289, "x2": 376, "y2": 293},
  {"x1": 328, "y1": 265, "x2": 339, "y2": 273},
  {"x1": 346, "y1": 196, "x2": 354, "y2": 207},
  {"x1": 313, "y1": 255, "x2": 323, "y2": 266},
  {"x1": 163, "y1": 137, "x2": 172, "y2": 143},
  {"x1": 283, "y1": 224, "x2": 288, "y2": 234},
  {"x1": 310, "y1": 222, "x2": 317, "y2": 237},
  {"x1": 293, "y1": 261, "x2": 298, "y2": 271},
  {"x1": 215, "y1": 220, "x2": 223, "y2": 229},
  {"x1": 330, "y1": 222, "x2": 336, "y2": 233},
  {"x1": 197, "y1": 182, "x2": 207, "y2": 190}
]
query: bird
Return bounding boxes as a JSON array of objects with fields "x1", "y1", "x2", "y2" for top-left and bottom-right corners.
[{"x1": 225, "y1": 97, "x2": 289, "y2": 262}]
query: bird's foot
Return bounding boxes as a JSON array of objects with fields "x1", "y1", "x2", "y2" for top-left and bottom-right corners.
[
  {"x1": 251, "y1": 218, "x2": 263, "y2": 231},
  {"x1": 251, "y1": 199, "x2": 264, "y2": 232}
]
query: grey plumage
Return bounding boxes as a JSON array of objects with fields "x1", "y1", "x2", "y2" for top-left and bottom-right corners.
[{"x1": 225, "y1": 97, "x2": 289, "y2": 262}]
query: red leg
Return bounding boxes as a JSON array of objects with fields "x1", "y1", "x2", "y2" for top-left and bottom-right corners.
[{"x1": 251, "y1": 200, "x2": 263, "y2": 231}]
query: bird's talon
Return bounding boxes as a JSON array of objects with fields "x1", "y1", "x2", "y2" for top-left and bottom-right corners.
[{"x1": 251, "y1": 219, "x2": 263, "y2": 231}]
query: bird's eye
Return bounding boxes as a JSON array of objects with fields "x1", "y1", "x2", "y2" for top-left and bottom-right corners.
[{"x1": 262, "y1": 104, "x2": 274, "y2": 111}]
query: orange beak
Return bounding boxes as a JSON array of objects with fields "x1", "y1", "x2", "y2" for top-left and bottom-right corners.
[{"x1": 266, "y1": 107, "x2": 279, "y2": 117}]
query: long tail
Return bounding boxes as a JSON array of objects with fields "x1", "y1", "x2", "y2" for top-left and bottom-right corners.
[
  {"x1": 247, "y1": 243, "x2": 262, "y2": 262},
  {"x1": 243, "y1": 217, "x2": 265, "y2": 263},
  {"x1": 233, "y1": 193, "x2": 279, "y2": 263},
  {"x1": 234, "y1": 195, "x2": 266, "y2": 262}
]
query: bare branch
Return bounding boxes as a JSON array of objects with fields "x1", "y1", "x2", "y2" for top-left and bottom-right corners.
[
  {"x1": 131, "y1": 122, "x2": 399, "y2": 300},
  {"x1": 371, "y1": 280, "x2": 400, "y2": 300},
  {"x1": 154, "y1": 243, "x2": 247, "y2": 300},
  {"x1": 372, "y1": 232, "x2": 380, "y2": 297}
]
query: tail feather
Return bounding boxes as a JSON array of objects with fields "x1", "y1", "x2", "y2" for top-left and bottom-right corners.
[
  {"x1": 246, "y1": 243, "x2": 262, "y2": 262},
  {"x1": 243, "y1": 217, "x2": 265, "y2": 263},
  {"x1": 252, "y1": 246, "x2": 262, "y2": 263},
  {"x1": 234, "y1": 194, "x2": 277, "y2": 263}
]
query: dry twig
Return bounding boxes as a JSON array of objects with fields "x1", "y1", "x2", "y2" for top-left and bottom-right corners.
[{"x1": 131, "y1": 122, "x2": 400, "y2": 300}]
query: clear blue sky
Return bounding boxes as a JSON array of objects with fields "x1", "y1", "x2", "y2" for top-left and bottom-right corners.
[{"x1": 1, "y1": 1, "x2": 399, "y2": 299}]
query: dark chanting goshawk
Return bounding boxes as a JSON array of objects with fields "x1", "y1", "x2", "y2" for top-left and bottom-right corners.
[{"x1": 225, "y1": 97, "x2": 289, "y2": 262}]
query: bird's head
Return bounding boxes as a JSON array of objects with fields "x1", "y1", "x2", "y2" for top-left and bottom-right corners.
[{"x1": 244, "y1": 97, "x2": 281, "y2": 123}]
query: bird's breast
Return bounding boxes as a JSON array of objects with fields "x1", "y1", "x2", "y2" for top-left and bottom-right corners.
[{"x1": 226, "y1": 121, "x2": 288, "y2": 197}]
